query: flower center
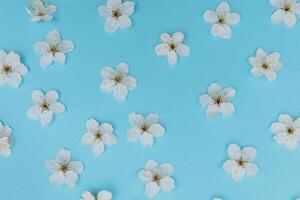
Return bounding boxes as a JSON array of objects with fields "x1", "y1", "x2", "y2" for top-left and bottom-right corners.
[
  {"x1": 60, "y1": 164, "x2": 68, "y2": 173},
  {"x1": 50, "y1": 47, "x2": 58, "y2": 55},
  {"x1": 284, "y1": 4, "x2": 291, "y2": 11},
  {"x1": 114, "y1": 75, "x2": 122, "y2": 83},
  {"x1": 95, "y1": 131, "x2": 102, "y2": 140},
  {"x1": 40, "y1": 102, "x2": 50, "y2": 111},
  {"x1": 141, "y1": 124, "x2": 149, "y2": 133},
  {"x1": 38, "y1": 11, "x2": 45, "y2": 16},
  {"x1": 218, "y1": 17, "x2": 225, "y2": 24},
  {"x1": 287, "y1": 127, "x2": 294, "y2": 135},
  {"x1": 262, "y1": 63, "x2": 269, "y2": 69},
  {"x1": 169, "y1": 43, "x2": 176, "y2": 50},
  {"x1": 237, "y1": 159, "x2": 247, "y2": 167},
  {"x1": 153, "y1": 175, "x2": 161, "y2": 183},
  {"x1": 1, "y1": 64, "x2": 12, "y2": 74},
  {"x1": 112, "y1": 9, "x2": 121, "y2": 18},
  {"x1": 214, "y1": 96, "x2": 223, "y2": 105}
]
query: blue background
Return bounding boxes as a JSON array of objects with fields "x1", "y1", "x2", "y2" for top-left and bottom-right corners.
[{"x1": 1, "y1": 0, "x2": 300, "y2": 199}]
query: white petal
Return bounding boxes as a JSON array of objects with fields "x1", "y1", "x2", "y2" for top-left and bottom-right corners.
[
  {"x1": 68, "y1": 161, "x2": 84, "y2": 174},
  {"x1": 145, "y1": 182, "x2": 160, "y2": 198},
  {"x1": 27, "y1": 105, "x2": 42, "y2": 119},
  {"x1": 108, "y1": 0, "x2": 121, "y2": 8},
  {"x1": 49, "y1": 171, "x2": 64, "y2": 186},
  {"x1": 5, "y1": 52, "x2": 20, "y2": 67},
  {"x1": 146, "y1": 113, "x2": 159, "y2": 125},
  {"x1": 246, "y1": 163, "x2": 259, "y2": 176},
  {"x1": 222, "y1": 87, "x2": 236, "y2": 99},
  {"x1": 127, "y1": 127, "x2": 141, "y2": 141},
  {"x1": 172, "y1": 32, "x2": 184, "y2": 44},
  {"x1": 34, "y1": 41, "x2": 50, "y2": 54},
  {"x1": 269, "y1": 0, "x2": 284, "y2": 8},
  {"x1": 116, "y1": 62, "x2": 129, "y2": 75},
  {"x1": 104, "y1": 18, "x2": 119, "y2": 32},
  {"x1": 159, "y1": 176, "x2": 175, "y2": 192},
  {"x1": 155, "y1": 43, "x2": 169, "y2": 55},
  {"x1": 264, "y1": 70, "x2": 277, "y2": 81},
  {"x1": 220, "y1": 102, "x2": 235, "y2": 116},
  {"x1": 278, "y1": 114, "x2": 293, "y2": 126},
  {"x1": 283, "y1": 12, "x2": 297, "y2": 27},
  {"x1": 251, "y1": 67, "x2": 263, "y2": 76},
  {"x1": 149, "y1": 124, "x2": 165, "y2": 137},
  {"x1": 45, "y1": 159, "x2": 60, "y2": 172},
  {"x1": 129, "y1": 112, "x2": 145, "y2": 126},
  {"x1": 228, "y1": 144, "x2": 241, "y2": 160},
  {"x1": 99, "y1": 123, "x2": 113, "y2": 133},
  {"x1": 81, "y1": 133, "x2": 95, "y2": 145},
  {"x1": 122, "y1": 76, "x2": 137, "y2": 89},
  {"x1": 140, "y1": 133, "x2": 153, "y2": 147},
  {"x1": 54, "y1": 52, "x2": 66, "y2": 64},
  {"x1": 0, "y1": 50, "x2": 7, "y2": 63},
  {"x1": 225, "y1": 13, "x2": 240, "y2": 25},
  {"x1": 102, "y1": 133, "x2": 117, "y2": 145},
  {"x1": 231, "y1": 167, "x2": 246, "y2": 182},
  {"x1": 81, "y1": 191, "x2": 95, "y2": 200},
  {"x1": 7, "y1": 73, "x2": 21, "y2": 88},
  {"x1": 270, "y1": 122, "x2": 286, "y2": 133},
  {"x1": 217, "y1": 2, "x2": 230, "y2": 16},
  {"x1": 64, "y1": 170, "x2": 78, "y2": 187},
  {"x1": 118, "y1": 15, "x2": 132, "y2": 29},
  {"x1": 284, "y1": 136, "x2": 298, "y2": 150},
  {"x1": 199, "y1": 95, "x2": 213, "y2": 107},
  {"x1": 101, "y1": 66, "x2": 116, "y2": 79},
  {"x1": 100, "y1": 80, "x2": 115, "y2": 92},
  {"x1": 208, "y1": 83, "x2": 222, "y2": 97},
  {"x1": 98, "y1": 5, "x2": 109, "y2": 17},
  {"x1": 86, "y1": 118, "x2": 100, "y2": 133},
  {"x1": 176, "y1": 44, "x2": 190, "y2": 57},
  {"x1": 47, "y1": 29, "x2": 61, "y2": 46},
  {"x1": 206, "y1": 105, "x2": 220, "y2": 117},
  {"x1": 160, "y1": 163, "x2": 174, "y2": 176},
  {"x1": 97, "y1": 190, "x2": 112, "y2": 200},
  {"x1": 120, "y1": 1, "x2": 135, "y2": 15},
  {"x1": 93, "y1": 141, "x2": 104, "y2": 155},
  {"x1": 145, "y1": 160, "x2": 158, "y2": 170},
  {"x1": 40, "y1": 111, "x2": 53, "y2": 126},
  {"x1": 113, "y1": 84, "x2": 128, "y2": 101},
  {"x1": 13, "y1": 63, "x2": 28, "y2": 75},
  {"x1": 40, "y1": 53, "x2": 54, "y2": 67},
  {"x1": 49, "y1": 102, "x2": 65, "y2": 113},
  {"x1": 203, "y1": 10, "x2": 218, "y2": 23},
  {"x1": 266, "y1": 52, "x2": 280, "y2": 65},
  {"x1": 211, "y1": 24, "x2": 231, "y2": 39},
  {"x1": 273, "y1": 132, "x2": 286, "y2": 143},
  {"x1": 45, "y1": 90, "x2": 59, "y2": 103},
  {"x1": 242, "y1": 147, "x2": 257, "y2": 161},
  {"x1": 57, "y1": 41, "x2": 74, "y2": 53},
  {"x1": 223, "y1": 159, "x2": 237, "y2": 172},
  {"x1": 167, "y1": 51, "x2": 177, "y2": 65},
  {"x1": 45, "y1": 5, "x2": 57, "y2": 14},
  {"x1": 138, "y1": 169, "x2": 153, "y2": 183},
  {"x1": 56, "y1": 149, "x2": 71, "y2": 164}
]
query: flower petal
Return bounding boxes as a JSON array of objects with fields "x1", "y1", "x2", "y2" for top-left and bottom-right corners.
[
  {"x1": 97, "y1": 190, "x2": 112, "y2": 200},
  {"x1": 45, "y1": 5, "x2": 57, "y2": 14},
  {"x1": 45, "y1": 90, "x2": 59, "y2": 103},
  {"x1": 34, "y1": 41, "x2": 50, "y2": 54},
  {"x1": 0, "y1": 148, "x2": 11, "y2": 157},
  {"x1": 104, "y1": 18, "x2": 118, "y2": 32},
  {"x1": 217, "y1": 2, "x2": 230, "y2": 16},
  {"x1": 176, "y1": 44, "x2": 190, "y2": 57},
  {"x1": 127, "y1": 127, "x2": 141, "y2": 141},
  {"x1": 203, "y1": 10, "x2": 218, "y2": 23},
  {"x1": 129, "y1": 112, "x2": 145, "y2": 126},
  {"x1": 32, "y1": 90, "x2": 45, "y2": 103},
  {"x1": 283, "y1": 12, "x2": 297, "y2": 27},
  {"x1": 120, "y1": 1, "x2": 135, "y2": 15},
  {"x1": 278, "y1": 114, "x2": 293, "y2": 126},
  {"x1": 100, "y1": 79, "x2": 115, "y2": 92},
  {"x1": 160, "y1": 163, "x2": 174, "y2": 176},
  {"x1": 118, "y1": 15, "x2": 132, "y2": 29},
  {"x1": 145, "y1": 160, "x2": 158, "y2": 170},
  {"x1": 122, "y1": 75, "x2": 137, "y2": 89},
  {"x1": 206, "y1": 105, "x2": 220, "y2": 117},
  {"x1": 167, "y1": 51, "x2": 177, "y2": 65},
  {"x1": 116, "y1": 62, "x2": 129, "y2": 75},
  {"x1": 7, "y1": 73, "x2": 21, "y2": 88},
  {"x1": 49, "y1": 102, "x2": 65, "y2": 114},
  {"x1": 13, "y1": 63, "x2": 28, "y2": 75},
  {"x1": 155, "y1": 43, "x2": 169, "y2": 55},
  {"x1": 102, "y1": 133, "x2": 117, "y2": 145},
  {"x1": 225, "y1": 13, "x2": 240, "y2": 25},
  {"x1": 108, "y1": 0, "x2": 121, "y2": 8},
  {"x1": 231, "y1": 167, "x2": 246, "y2": 182},
  {"x1": 81, "y1": 133, "x2": 95, "y2": 145},
  {"x1": 49, "y1": 171, "x2": 64, "y2": 186},
  {"x1": 56, "y1": 149, "x2": 71, "y2": 164},
  {"x1": 40, "y1": 111, "x2": 53, "y2": 126},
  {"x1": 81, "y1": 191, "x2": 95, "y2": 200},
  {"x1": 40, "y1": 53, "x2": 54, "y2": 67},
  {"x1": 211, "y1": 24, "x2": 231, "y2": 39},
  {"x1": 27, "y1": 105, "x2": 42, "y2": 119},
  {"x1": 159, "y1": 176, "x2": 175, "y2": 192},
  {"x1": 269, "y1": 0, "x2": 284, "y2": 8},
  {"x1": 64, "y1": 170, "x2": 78, "y2": 187},
  {"x1": 199, "y1": 94, "x2": 213, "y2": 107},
  {"x1": 68, "y1": 161, "x2": 84, "y2": 174},
  {"x1": 54, "y1": 52, "x2": 66, "y2": 64},
  {"x1": 45, "y1": 159, "x2": 60, "y2": 173},
  {"x1": 149, "y1": 124, "x2": 165, "y2": 137},
  {"x1": 223, "y1": 159, "x2": 237, "y2": 172},
  {"x1": 270, "y1": 122, "x2": 286, "y2": 133},
  {"x1": 222, "y1": 87, "x2": 236, "y2": 100},
  {"x1": 140, "y1": 133, "x2": 153, "y2": 147},
  {"x1": 46, "y1": 29, "x2": 61, "y2": 47},
  {"x1": 208, "y1": 83, "x2": 222, "y2": 97},
  {"x1": 242, "y1": 146, "x2": 257, "y2": 161},
  {"x1": 101, "y1": 66, "x2": 116, "y2": 79},
  {"x1": 57, "y1": 41, "x2": 74, "y2": 53},
  {"x1": 146, "y1": 113, "x2": 159, "y2": 125},
  {"x1": 113, "y1": 84, "x2": 128, "y2": 101},
  {"x1": 160, "y1": 32, "x2": 172, "y2": 43},
  {"x1": 99, "y1": 123, "x2": 113, "y2": 133},
  {"x1": 138, "y1": 169, "x2": 152, "y2": 183},
  {"x1": 145, "y1": 182, "x2": 160, "y2": 198},
  {"x1": 220, "y1": 102, "x2": 235, "y2": 116},
  {"x1": 93, "y1": 141, "x2": 104, "y2": 155},
  {"x1": 86, "y1": 118, "x2": 100, "y2": 133},
  {"x1": 228, "y1": 144, "x2": 241, "y2": 160},
  {"x1": 246, "y1": 163, "x2": 259, "y2": 176},
  {"x1": 172, "y1": 32, "x2": 184, "y2": 44}
]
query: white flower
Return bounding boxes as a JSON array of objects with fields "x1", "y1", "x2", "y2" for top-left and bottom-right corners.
[
  {"x1": 223, "y1": 144, "x2": 259, "y2": 182},
  {"x1": 34, "y1": 29, "x2": 74, "y2": 67},
  {"x1": 27, "y1": 90, "x2": 65, "y2": 126},
  {"x1": 0, "y1": 122, "x2": 13, "y2": 157},
  {"x1": 26, "y1": 0, "x2": 57, "y2": 22},
  {"x1": 203, "y1": 2, "x2": 240, "y2": 39},
  {"x1": 80, "y1": 190, "x2": 112, "y2": 200},
  {"x1": 199, "y1": 83, "x2": 236, "y2": 117},
  {"x1": 100, "y1": 62, "x2": 137, "y2": 101},
  {"x1": 249, "y1": 48, "x2": 283, "y2": 81},
  {"x1": 270, "y1": 0, "x2": 300, "y2": 27},
  {"x1": 213, "y1": 198, "x2": 223, "y2": 200},
  {"x1": 154, "y1": 32, "x2": 190, "y2": 65},
  {"x1": 138, "y1": 160, "x2": 175, "y2": 198},
  {"x1": 45, "y1": 149, "x2": 84, "y2": 187},
  {"x1": 127, "y1": 112, "x2": 165, "y2": 147},
  {"x1": 97, "y1": 0, "x2": 135, "y2": 32},
  {"x1": 270, "y1": 114, "x2": 300, "y2": 150},
  {"x1": 81, "y1": 118, "x2": 117, "y2": 156},
  {"x1": 0, "y1": 50, "x2": 28, "y2": 88}
]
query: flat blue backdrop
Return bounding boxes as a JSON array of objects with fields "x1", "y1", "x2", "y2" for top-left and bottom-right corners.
[{"x1": 1, "y1": 0, "x2": 300, "y2": 199}]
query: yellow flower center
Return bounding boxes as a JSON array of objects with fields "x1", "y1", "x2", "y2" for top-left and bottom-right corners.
[
  {"x1": 214, "y1": 96, "x2": 223, "y2": 105},
  {"x1": 1, "y1": 65, "x2": 12, "y2": 74},
  {"x1": 284, "y1": 4, "x2": 291, "y2": 12},
  {"x1": 237, "y1": 159, "x2": 247, "y2": 167},
  {"x1": 95, "y1": 131, "x2": 102, "y2": 140},
  {"x1": 50, "y1": 47, "x2": 58, "y2": 55},
  {"x1": 218, "y1": 17, "x2": 225, "y2": 24},
  {"x1": 262, "y1": 63, "x2": 269, "y2": 69},
  {"x1": 60, "y1": 164, "x2": 68, "y2": 173},
  {"x1": 287, "y1": 127, "x2": 294, "y2": 135},
  {"x1": 40, "y1": 102, "x2": 50, "y2": 111},
  {"x1": 153, "y1": 175, "x2": 161, "y2": 183},
  {"x1": 112, "y1": 9, "x2": 121, "y2": 18},
  {"x1": 169, "y1": 44, "x2": 176, "y2": 50}
]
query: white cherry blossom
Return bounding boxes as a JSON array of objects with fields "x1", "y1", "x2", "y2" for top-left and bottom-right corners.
[
  {"x1": 127, "y1": 112, "x2": 165, "y2": 147},
  {"x1": 26, "y1": 0, "x2": 57, "y2": 22},
  {"x1": 45, "y1": 149, "x2": 84, "y2": 187},
  {"x1": 138, "y1": 160, "x2": 175, "y2": 198},
  {"x1": 203, "y1": 2, "x2": 240, "y2": 39},
  {"x1": 0, "y1": 122, "x2": 13, "y2": 157},
  {"x1": 249, "y1": 48, "x2": 283, "y2": 81},
  {"x1": 223, "y1": 144, "x2": 259, "y2": 182},
  {"x1": 199, "y1": 83, "x2": 236, "y2": 117},
  {"x1": 0, "y1": 50, "x2": 28, "y2": 88},
  {"x1": 80, "y1": 190, "x2": 112, "y2": 200},
  {"x1": 97, "y1": 0, "x2": 135, "y2": 32},
  {"x1": 154, "y1": 32, "x2": 190, "y2": 65},
  {"x1": 270, "y1": 114, "x2": 300, "y2": 150},
  {"x1": 27, "y1": 90, "x2": 65, "y2": 126},
  {"x1": 270, "y1": 0, "x2": 300, "y2": 27},
  {"x1": 81, "y1": 118, "x2": 117, "y2": 156},
  {"x1": 34, "y1": 29, "x2": 74, "y2": 67},
  {"x1": 100, "y1": 62, "x2": 137, "y2": 101}
]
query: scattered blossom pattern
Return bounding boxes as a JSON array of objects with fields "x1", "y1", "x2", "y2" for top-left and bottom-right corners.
[
  {"x1": 98, "y1": 0, "x2": 135, "y2": 32},
  {"x1": 199, "y1": 83, "x2": 236, "y2": 117},
  {"x1": 155, "y1": 32, "x2": 190, "y2": 65},
  {"x1": 27, "y1": 90, "x2": 66, "y2": 126},
  {"x1": 34, "y1": 29, "x2": 74, "y2": 67},
  {"x1": 0, "y1": 50, "x2": 28, "y2": 88},
  {"x1": 127, "y1": 112, "x2": 165, "y2": 147},
  {"x1": 203, "y1": 1, "x2": 240, "y2": 39},
  {"x1": 223, "y1": 144, "x2": 259, "y2": 182},
  {"x1": 100, "y1": 62, "x2": 137, "y2": 101},
  {"x1": 270, "y1": 0, "x2": 300, "y2": 27},
  {"x1": 0, "y1": 122, "x2": 13, "y2": 157},
  {"x1": 81, "y1": 118, "x2": 117, "y2": 156},
  {"x1": 26, "y1": 0, "x2": 57, "y2": 22},
  {"x1": 45, "y1": 149, "x2": 84, "y2": 187},
  {"x1": 138, "y1": 160, "x2": 175, "y2": 198},
  {"x1": 80, "y1": 190, "x2": 112, "y2": 200},
  {"x1": 249, "y1": 48, "x2": 283, "y2": 81},
  {"x1": 270, "y1": 114, "x2": 300, "y2": 150}
]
